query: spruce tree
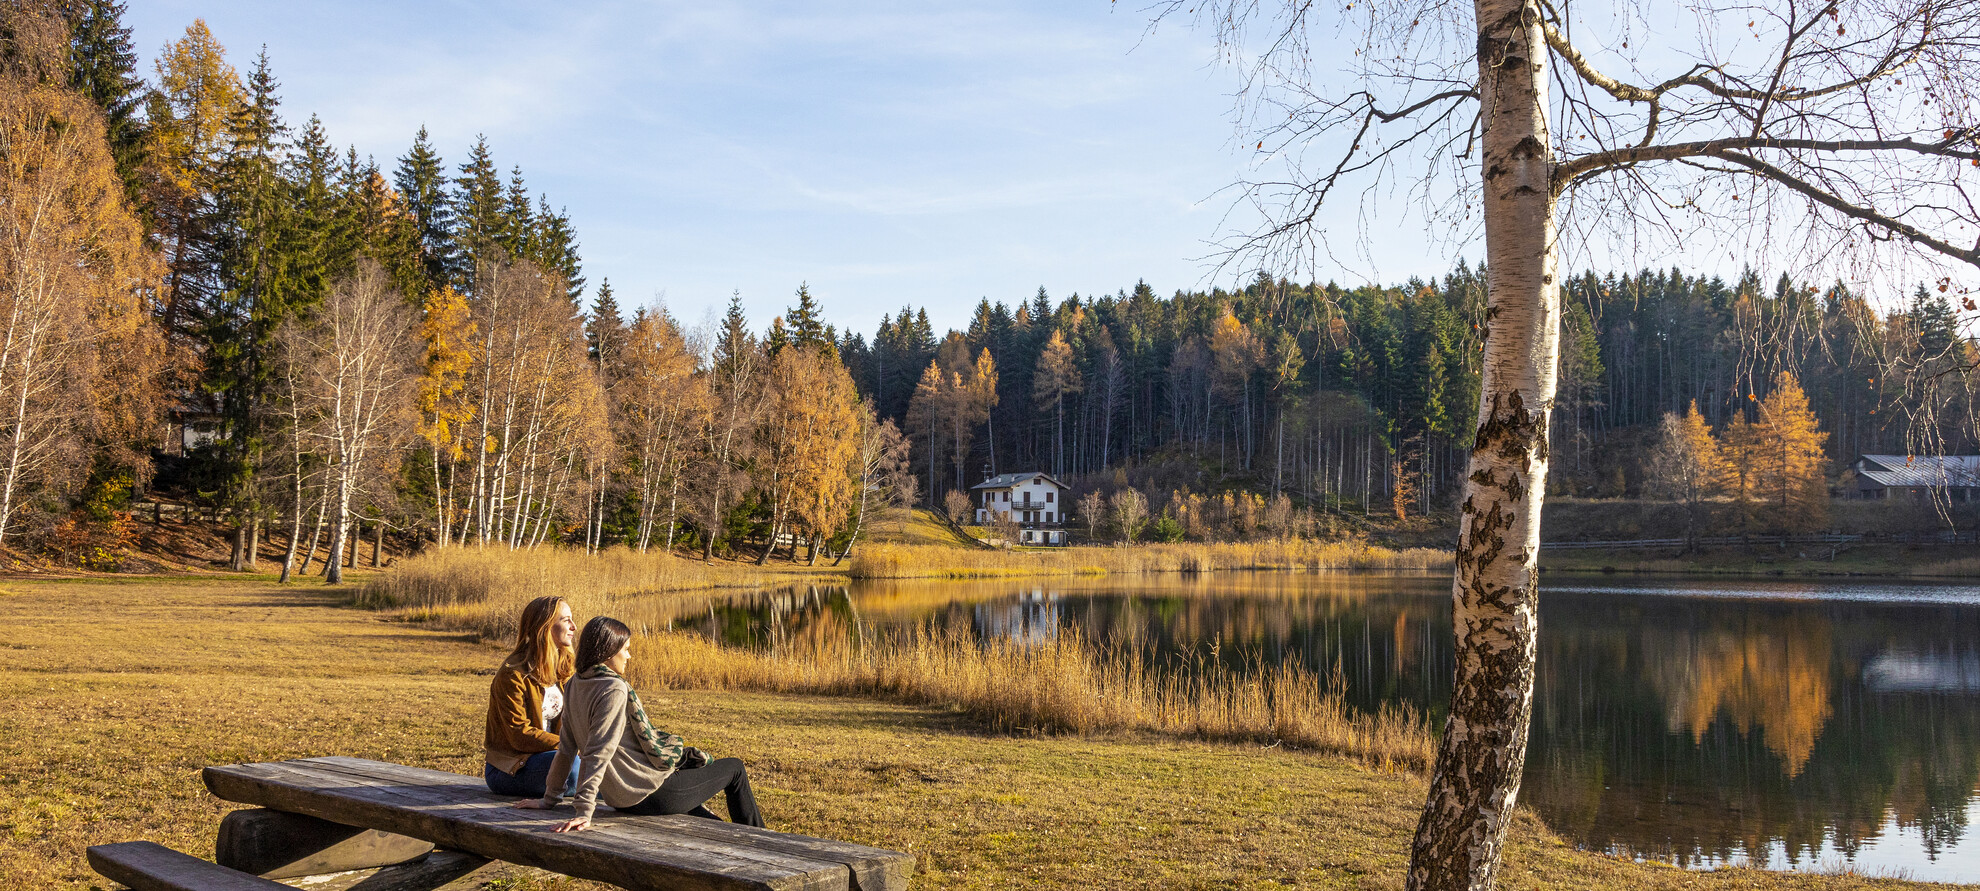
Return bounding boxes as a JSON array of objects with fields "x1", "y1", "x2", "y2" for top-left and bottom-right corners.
[
  {"x1": 393, "y1": 126, "x2": 457, "y2": 293},
  {"x1": 785, "y1": 282, "x2": 828, "y2": 351},
  {"x1": 199, "y1": 50, "x2": 295, "y2": 566},
  {"x1": 587, "y1": 279, "x2": 624, "y2": 369},
  {"x1": 501, "y1": 165, "x2": 532, "y2": 256},
  {"x1": 531, "y1": 195, "x2": 584, "y2": 302},
  {"x1": 65, "y1": 0, "x2": 145, "y2": 201},
  {"x1": 452, "y1": 135, "x2": 505, "y2": 289}
]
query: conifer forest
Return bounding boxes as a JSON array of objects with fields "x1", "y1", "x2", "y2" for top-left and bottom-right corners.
[{"x1": 5, "y1": 3, "x2": 1977, "y2": 573}]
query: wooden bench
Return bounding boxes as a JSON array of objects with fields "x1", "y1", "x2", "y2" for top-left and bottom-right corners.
[
  {"x1": 88, "y1": 756, "x2": 913, "y2": 891},
  {"x1": 87, "y1": 842, "x2": 290, "y2": 891}
]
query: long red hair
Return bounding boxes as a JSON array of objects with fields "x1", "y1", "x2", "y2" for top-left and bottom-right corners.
[{"x1": 506, "y1": 595, "x2": 575, "y2": 686}]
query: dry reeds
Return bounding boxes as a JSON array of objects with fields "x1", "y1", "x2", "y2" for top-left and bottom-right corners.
[
  {"x1": 355, "y1": 546, "x2": 807, "y2": 640},
  {"x1": 847, "y1": 540, "x2": 1450, "y2": 579},
  {"x1": 361, "y1": 544, "x2": 1441, "y2": 769},
  {"x1": 626, "y1": 623, "x2": 1435, "y2": 770}
]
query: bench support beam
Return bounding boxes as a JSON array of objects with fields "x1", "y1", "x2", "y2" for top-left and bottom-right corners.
[{"x1": 217, "y1": 807, "x2": 434, "y2": 879}]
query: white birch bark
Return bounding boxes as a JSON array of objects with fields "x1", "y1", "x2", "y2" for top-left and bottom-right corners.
[{"x1": 1405, "y1": 0, "x2": 1559, "y2": 886}]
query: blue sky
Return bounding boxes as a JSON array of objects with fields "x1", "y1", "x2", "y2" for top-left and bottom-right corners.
[
  {"x1": 121, "y1": 3, "x2": 1974, "y2": 338},
  {"x1": 123, "y1": 2, "x2": 1351, "y2": 335}
]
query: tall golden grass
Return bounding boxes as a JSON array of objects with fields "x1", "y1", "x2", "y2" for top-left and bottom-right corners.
[
  {"x1": 361, "y1": 545, "x2": 1440, "y2": 769},
  {"x1": 847, "y1": 540, "x2": 1451, "y2": 579},
  {"x1": 356, "y1": 546, "x2": 808, "y2": 640},
  {"x1": 626, "y1": 623, "x2": 1434, "y2": 770}
]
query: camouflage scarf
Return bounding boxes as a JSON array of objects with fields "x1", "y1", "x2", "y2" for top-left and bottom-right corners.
[{"x1": 581, "y1": 664, "x2": 686, "y2": 771}]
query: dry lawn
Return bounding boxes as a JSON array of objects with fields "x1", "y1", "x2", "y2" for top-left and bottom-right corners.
[{"x1": 0, "y1": 576, "x2": 1937, "y2": 890}]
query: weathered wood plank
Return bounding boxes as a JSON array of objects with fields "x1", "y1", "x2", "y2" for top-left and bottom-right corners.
[
  {"x1": 86, "y1": 841, "x2": 290, "y2": 891},
  {"x1": 229, "y1": 761, "x2": 832, "y2": 886},
  {"x1": 217, "y1": 807, "x2": 433, "y2": 878},
  {"x1": 202, "y1": 757, "x2": 889, "y2": 891},
  {"x1": 308, "y1": 756, "x2": 914, "y2": 891}
]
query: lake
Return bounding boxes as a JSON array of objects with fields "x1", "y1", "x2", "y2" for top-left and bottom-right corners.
[{"x1": 683, "y1": 571, "x2": 1980, "y2": 882}]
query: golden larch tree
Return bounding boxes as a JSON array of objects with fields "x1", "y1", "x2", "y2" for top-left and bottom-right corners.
[
  {"x1": 1753, "y1": 371, "x2": 1830, "y2": 534},
  {"x1": 0, "y1": 13, "x2": 163, "y2": 550},
  {"x1": 416, "y1": 285, "x2": 473, "y2": 546}
]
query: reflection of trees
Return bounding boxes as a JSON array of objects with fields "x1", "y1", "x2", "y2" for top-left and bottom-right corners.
[
  {"x1": 689, "y1": 575, "x2": 1980, "y2": 872},
  {"x1": 1644, "y1": 615, "x2": 1832, "y2": 777},
  {"x1": 1526, "y1": 595, "x2": 1980, "y2": 869}
]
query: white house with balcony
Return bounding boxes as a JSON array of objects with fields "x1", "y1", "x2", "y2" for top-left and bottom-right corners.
[{"x1": 972, "y1": 472, "x2": 1071, "y2": 545}]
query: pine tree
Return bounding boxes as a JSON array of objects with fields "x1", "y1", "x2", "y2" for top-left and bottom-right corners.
[
  {"x1": 531, "y1": 195, "x2": 583, "y2": 302},
  {"x1": 64, "y1": 0, "x2": 145, "y2": 201},
  {"x1": 501, "y1": 165, "x2": 532, "y2": 257},
  {"x1": 282, "y1": 115, "x2": 350, "y2": 308},
  {"x1": 452, "y1": 135, "x2": 505, "y2": 288},
  {"x1": 199, "y1": 49, "x2": 295, "y2": 568},
  {"x1": 785, "y1": 282, "x2": 829, "y2": 353},
  {"x1": 587, "y1": 279, "x2": 624, "y2": 369},
  {"x1": 393, "y1": 126, "x2": 456, "y2": 293}
]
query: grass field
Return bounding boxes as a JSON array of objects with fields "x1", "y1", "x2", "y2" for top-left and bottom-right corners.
[{"x1": 0, "y1": 574, "x2": 1944, "y2": 890}]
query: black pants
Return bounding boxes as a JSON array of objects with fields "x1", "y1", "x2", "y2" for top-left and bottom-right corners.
[{"x1": 620, "y1": 757, "x2": 765, "y2": 828}]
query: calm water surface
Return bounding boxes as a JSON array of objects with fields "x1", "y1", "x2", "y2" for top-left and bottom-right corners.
[{"x1": 683, "y1": 572, "x2": 1980, "y2": 882}]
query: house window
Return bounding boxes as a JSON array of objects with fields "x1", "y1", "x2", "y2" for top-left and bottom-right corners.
[
  {"x1": 1002, "y1": 491, "x2": 1010, "y2": 502},
  {"x1": 1046, "y1": 491, "x2": 1054, "y2": 503},
  {"x1": 1045, "y1": 512, "x2": 1053, "y2": 523}
]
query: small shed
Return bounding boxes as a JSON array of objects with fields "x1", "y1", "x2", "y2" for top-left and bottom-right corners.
[
  {"x1": 971, "y1": 472, "x2": 1071, "y2": 545},
  {"x1": 1849, "y1": 454, "x2": 1980, "y2": 501}
]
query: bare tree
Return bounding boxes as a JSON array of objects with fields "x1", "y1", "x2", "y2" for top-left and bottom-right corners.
[
  {"x1": 1109, "y1": 488, "x2": 1150, "y2": 543},
  {"x1": 1078, "y1": 489, "x2": 1106, "y2": 540},
  {"x1": 1154, "y1": 0, "x2": 1980, "y2": 886},
  {"x1": 834, "y1": 402, "x2": 911, "y2": 565},
  {"x1": 942, "y1": 488, "x2": 973, "y2": 526},
  {"x1": 277, "y1": 261, "x2": 420, "y2": 585},
  {"x1": 456, "y1": 258, "x2": 609, "y2": 549}
]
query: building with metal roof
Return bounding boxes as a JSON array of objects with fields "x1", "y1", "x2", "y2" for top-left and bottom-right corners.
[{"x1": 1848, "y1": 455, "x2": 1980, "y2": 501}]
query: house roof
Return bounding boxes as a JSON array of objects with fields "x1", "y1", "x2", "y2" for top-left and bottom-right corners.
[
  {"x1": 1855, "y1": 455, "x2": 1980, "y2": 489},
  {"x1": 970, "y1": 472, "x2": 1069, "y2": 491}
]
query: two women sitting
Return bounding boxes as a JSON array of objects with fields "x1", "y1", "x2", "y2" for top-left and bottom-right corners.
[{"x1": 484, "y1": 596, "x2": 764, "y2": 831}]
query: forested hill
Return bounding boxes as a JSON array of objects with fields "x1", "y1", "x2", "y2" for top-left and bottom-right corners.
[
  {"x1": 840, "y1": 267, "x2": 1975, "y2": 515},
  {"x1": 3, "y1": 3, "x2": 1974, "y2": 570}
]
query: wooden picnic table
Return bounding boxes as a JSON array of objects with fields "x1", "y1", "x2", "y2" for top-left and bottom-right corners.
[{"x1": 88, "y1": 756, "x2": 913, "y2": 891}]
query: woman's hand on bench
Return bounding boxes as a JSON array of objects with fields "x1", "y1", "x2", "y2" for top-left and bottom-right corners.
[{"x1": 510, "y1": 798, "x2": 591, "y2": 832}]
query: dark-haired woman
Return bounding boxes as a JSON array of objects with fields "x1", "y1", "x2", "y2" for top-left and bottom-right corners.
[
  {"x1": 484, "y1": 595, "x2": 579, "y2": 798},
  {"x1": 514, "y1": 616, "x2": 765, "y2": 832}
]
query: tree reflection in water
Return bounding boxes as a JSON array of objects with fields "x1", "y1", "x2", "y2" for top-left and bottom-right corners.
[{"x1": 684, "y1": 573, "x2": 1980, "y2": 878}]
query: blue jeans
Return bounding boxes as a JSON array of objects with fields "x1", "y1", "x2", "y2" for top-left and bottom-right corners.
[{"x1": 484, "y1": 750, "x2": 577, "y2": 798}]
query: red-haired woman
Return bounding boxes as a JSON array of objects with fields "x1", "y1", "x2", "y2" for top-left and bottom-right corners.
[{"x1": 484, "y1": 595, "x2": 579, "y2": 798}]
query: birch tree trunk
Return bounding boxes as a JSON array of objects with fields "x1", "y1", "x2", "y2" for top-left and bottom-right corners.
[{"x1": 1406, "y1": 0, "x2": 1559, "y2": 886}]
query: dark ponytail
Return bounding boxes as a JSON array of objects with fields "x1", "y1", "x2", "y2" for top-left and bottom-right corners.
[{"x1": 575, "y1": 616, "x2": 631, "y2": 672}]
